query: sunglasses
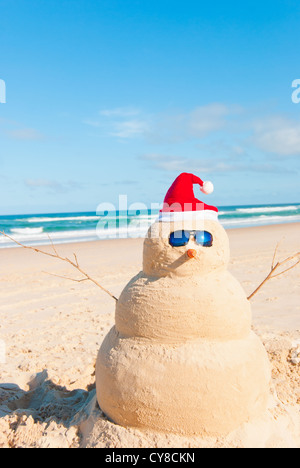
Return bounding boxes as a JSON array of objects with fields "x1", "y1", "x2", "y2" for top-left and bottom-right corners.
[{"x1": 169, "y1": 230, "x2": 213, "y2": 248}]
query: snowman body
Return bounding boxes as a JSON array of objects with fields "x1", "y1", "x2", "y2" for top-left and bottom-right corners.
[{"x1": 96, "y1": 218, "x2": 271, "y2": 436}]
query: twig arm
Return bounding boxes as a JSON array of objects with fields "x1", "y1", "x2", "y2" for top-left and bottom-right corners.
[
  {"x1": 248, "y1": 247, "x2": 300, "y2": 301},
  {"x1": 0, "y1": 230, "x2": 118, "y2": 302},
  {"x1": 247, "y1": 270, "x2": 274, "y2": 301}
]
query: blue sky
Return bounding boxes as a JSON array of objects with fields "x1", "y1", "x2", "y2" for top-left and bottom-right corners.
[{"x1": 0, "y1": 0, "x2": 300, "y2": 214}]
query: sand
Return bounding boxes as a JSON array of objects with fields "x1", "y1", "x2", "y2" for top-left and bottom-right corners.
[{"x1": 0, "y1": 223, "x2": 299, "y2": 448}]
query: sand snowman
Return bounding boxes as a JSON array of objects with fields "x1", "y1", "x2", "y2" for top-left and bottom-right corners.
[{"x1": 96, "y1": 173, "x2": 271, "y2": 436}]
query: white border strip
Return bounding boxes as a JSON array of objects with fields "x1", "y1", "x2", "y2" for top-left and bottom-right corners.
[{"x1": 157, "y1": 210, "x2": 219, "y2": 222}]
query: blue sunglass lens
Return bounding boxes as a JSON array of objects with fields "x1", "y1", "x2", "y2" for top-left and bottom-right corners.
[
  {"x1": 169, "y1": 230, "x2": 190, "y2": 247},
  {"x1": 169, "y1": 230, "x2": 213, "y2": 247},
  {"x1": 195, "y1": 231, "x2": 213, "y2": 247}
]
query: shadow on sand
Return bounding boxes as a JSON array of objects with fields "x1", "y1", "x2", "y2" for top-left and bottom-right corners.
[{"x1": 0, "y1": 370, "x2": 100, "y2": 446}]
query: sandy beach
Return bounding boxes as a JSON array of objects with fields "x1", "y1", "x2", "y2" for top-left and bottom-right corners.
[{"x1": 0, "y1": 223, "x2": 299, "y2": 448}]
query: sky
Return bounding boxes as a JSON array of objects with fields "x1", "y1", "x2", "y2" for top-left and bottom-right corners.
[{"x1": 0, "y1": 0, "x2": 300, "y2": 215}]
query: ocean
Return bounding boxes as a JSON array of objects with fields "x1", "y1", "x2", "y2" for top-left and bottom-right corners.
[{"x1": 0, "y1": 203, "x2": 299, "y2": 249}]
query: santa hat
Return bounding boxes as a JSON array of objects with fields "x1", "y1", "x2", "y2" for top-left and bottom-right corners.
[{"x1": 158, "y1": 172, "x2": 218, "y2": 222}]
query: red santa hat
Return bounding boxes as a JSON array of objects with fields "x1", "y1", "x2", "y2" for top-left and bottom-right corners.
[{"x1": 158, "y1": 172, "x2": 218, "y2": 222}]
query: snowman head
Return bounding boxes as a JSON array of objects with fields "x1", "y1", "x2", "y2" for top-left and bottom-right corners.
[
  {"x1": 143, "y1": 218, "x2": 230, "y2": 277},
  {"x1": 143, "y1": 172, "x2": 229, "y2": 277}
]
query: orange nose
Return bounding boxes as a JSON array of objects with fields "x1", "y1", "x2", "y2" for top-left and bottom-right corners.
[{"x1": 187, "y1": 249, "x2": 197, "y2": 259}]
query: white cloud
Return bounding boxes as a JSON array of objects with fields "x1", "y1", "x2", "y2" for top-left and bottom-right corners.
[
  {"x1": 252, "y1": 116, "x2": 300, "y2": 156},
  {"x1": 99, "y1": 107, "x2": 140, "y2": 117},
  {"x1": 188, "y1": 103, "x2": 229, "y2": 136},
  {"x1": 141, "y1": 154, "x2": 287, "y2": 174},
  {"x1": 82, "y1": 119, "x2": 103, "y2": 128},
  {"x1": 25, "y1": 179, "x2": 82, "y2": 192},
  {"x1": 5, "y1": 128, "x2": 45, "y2": 141},
  {"x1": 145, "y1": 103, "x2": 232, "y2": 144},
  {"x1": 85, "y1": 103, "x2": 300, "y2": 164},
  {"x1": 85, "y1": 103, "x2": 233, "y2": 142},
  {"x1": 84, "y1": 107, "x2": 146, "y2": 138},
  {"x1": 110, "y1": 119, "x2": 150, "y2": 138}
]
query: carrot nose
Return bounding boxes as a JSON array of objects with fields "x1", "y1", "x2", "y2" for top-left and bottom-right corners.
[{"x1": 187, "y1": 249, "x2": 197, "y2": 259}]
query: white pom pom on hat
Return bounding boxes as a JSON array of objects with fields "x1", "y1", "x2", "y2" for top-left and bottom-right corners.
[{"x1": 201, "y1": 180, "x2": 214, "y2": 195}]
